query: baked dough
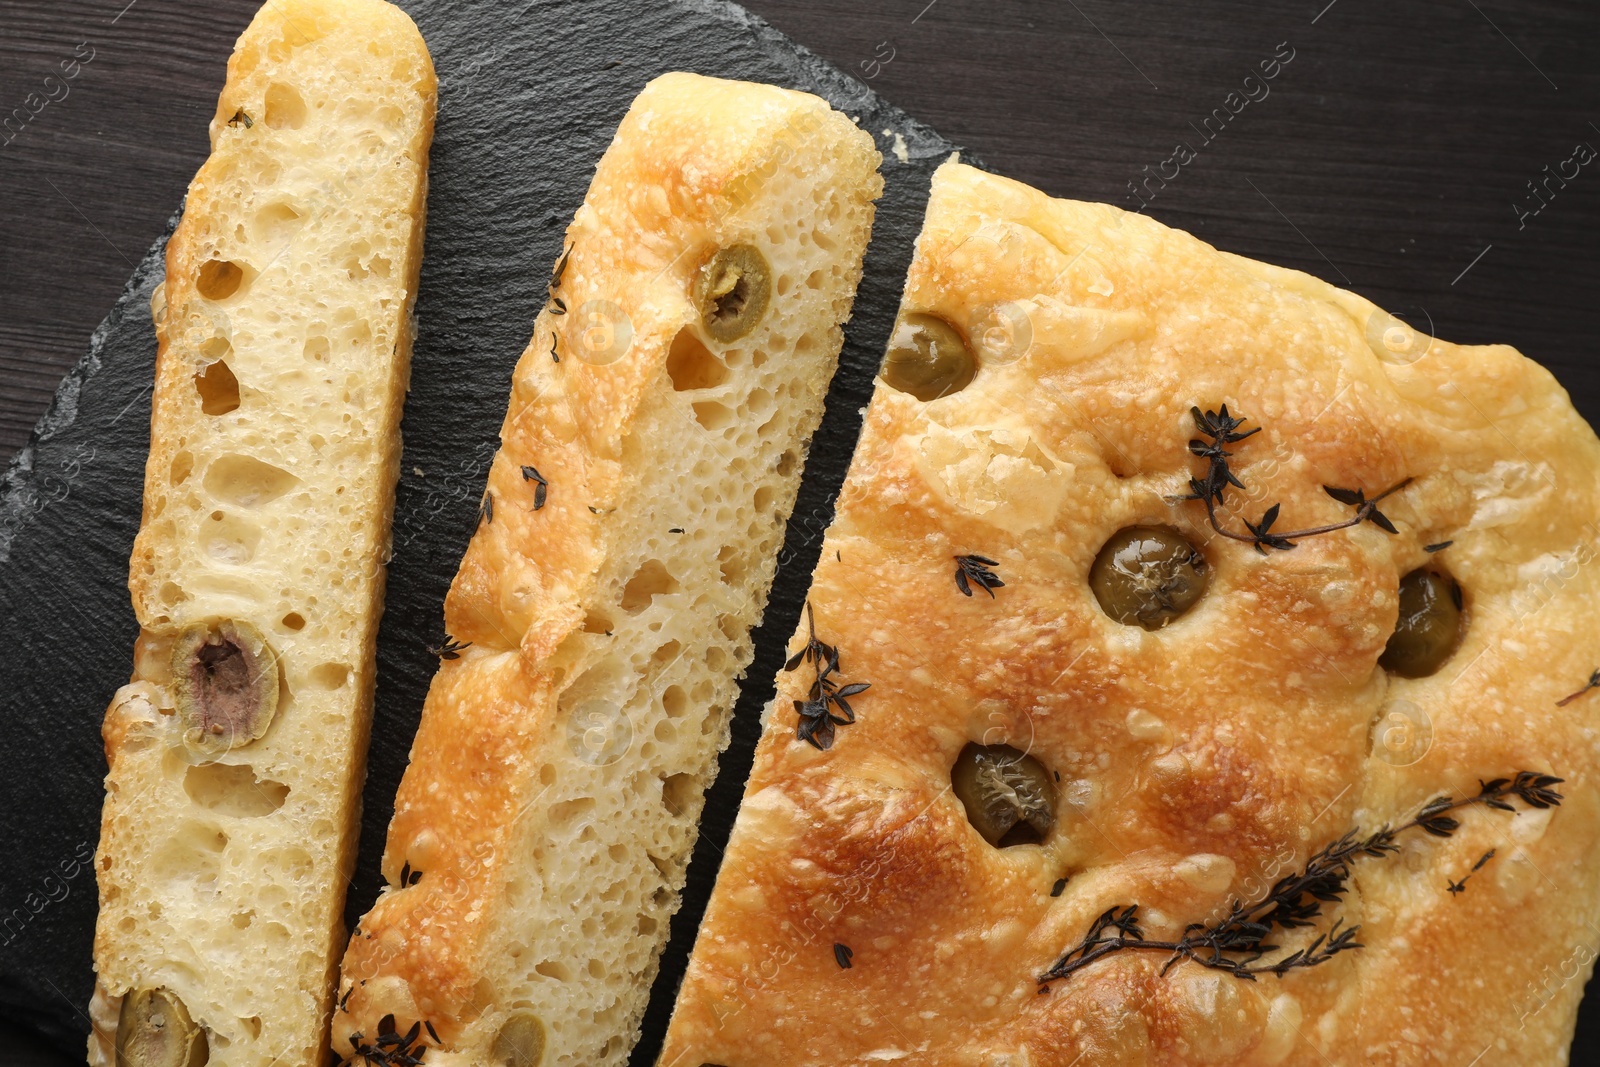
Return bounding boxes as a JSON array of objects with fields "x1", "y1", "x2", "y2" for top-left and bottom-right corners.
[
  {"x1": 89, "y1": 1, "x2": 434, "y2": 1064},
  {"x1": 657, "y1": 161, "x2": 1600, "y2": 1066},
  {"x1": 332, "y1": 73, "x2": 881, "y2": 1067}
]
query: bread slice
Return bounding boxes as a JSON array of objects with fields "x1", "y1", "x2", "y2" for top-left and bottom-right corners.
[
  {"x1": 332, "y1": 72, "x2": 881, "y2": 1067},
  {"x1": 657, "y1": 160, "x2": 1600, "y2": 1065},
  {"x1": 88, "y1": 2, "x2": 435, "y2": 1065}
]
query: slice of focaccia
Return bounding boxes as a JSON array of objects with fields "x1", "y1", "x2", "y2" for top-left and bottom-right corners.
[
  {"x1": 88, "y1": 2, "x2": 435, "y2": 1065},
  {"x1": 658, "y1": 161, "x2": 1600, "y2": 1066},
  {"x1": 333, "y1": 72, "x2": 882, "y2": 1067}
]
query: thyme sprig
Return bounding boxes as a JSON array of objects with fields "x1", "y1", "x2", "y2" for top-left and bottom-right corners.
[
  {"x1": 782, "y1": 603, "x2": 870, "y2": 751},
  {"x1": 1557, "y1": 668, "x2": 1600, "y2": 707},
  {"x1": 428, "y1": 635, "x2": 470, "y2": 660},
  {"x1": 343, "y1": 1014, "x2": 430, "y2": 1067},
  {"x1": 954, "y1": 554, "x2": 1005, "y2": 598},
  {"x1": 1040, "y1": 771, "x2": 1563, "y2": 985},
  {"x1": 1183, "y1": 405, "x2": 1410, "y2": 553}
]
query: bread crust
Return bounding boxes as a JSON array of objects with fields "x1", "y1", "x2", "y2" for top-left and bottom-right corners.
[
  {"x1": 334, "y1": 72, "x2": 881, "y2": 1067},
  {"x1": 90, "y1": 2, "x2": 434, "y2": 1064},
  {"x1": 658, "y1": 161, "x2": 1600, "y2": 1066}
]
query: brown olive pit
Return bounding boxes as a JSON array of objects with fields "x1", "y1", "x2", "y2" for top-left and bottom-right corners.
[
  {"x1": 171, "y1": 619, "x2": 279, "y2": 754},
  {"x1": 1090, "y1": 526, "x2": 1209, "y2": 630},
  {"x1": 952, "y1": 742, "x2": 1057, "y2": 847},
  {"x1": 116, "y1": 987, "x2": 207, "y2": 1067},
  {"x1": 491, "y1": 1012, "x2": 546, "y2": 1067},
  {"x1": 694, "y1": 244, "x2": 770, "y2": 343},
  {"x1": 1379, "y1": 568, "x2": 1462, "y2": 678},
  {"x1": 881, "y1": 313, "x2": 975, "y2": 401}
]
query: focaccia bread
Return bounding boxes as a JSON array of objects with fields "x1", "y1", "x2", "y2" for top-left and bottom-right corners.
[
  {"x1": 658, "y1": 161, "x2": 1600, "y2": 1066},
  {"x1": 333, "y1": 72, "x2": 882, "y2": 1067},
  {"x1": 89, "y1": 2, "x2": 435, "y2": 1064}
]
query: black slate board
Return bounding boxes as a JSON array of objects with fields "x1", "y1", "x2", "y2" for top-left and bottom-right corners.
[
  {"x1": 0, "y1": 0, "x2": 963, "y2": 1060},
  {"x1": 4, "y1": 1, "x2": 1599, "y2": 1064}
]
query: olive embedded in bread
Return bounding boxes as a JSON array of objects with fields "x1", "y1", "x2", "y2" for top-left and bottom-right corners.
[
  {"x1": 170, "y1": 618, "x2": 279, "y2": 753},
  {"x1": 491, "y1": 1012, "x2": 546, "y2": 1067},
  {"x1": 951, "y1": 742, "x2": 1057, "y2": 847},
  {"x1": 881, "y1": 312, "x2": 975, "y2": 401},
  {"x1": 1380, "y1": 568, "x2": 1463, "y2": 678},
  {"x1": 695, "y1": 244, "x2": 771, "y2": 342},
  {"x1": 115, "y1": 988, "x2": 207, "y2": 1067},
  {"x1": 1090, "y1": 526, "x2": 1208, "y2": 630}
]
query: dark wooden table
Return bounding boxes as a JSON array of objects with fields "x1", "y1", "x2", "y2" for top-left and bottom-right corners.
[{"x1": 3, "y1": 1, "x2": 1598, "y2": 1063}]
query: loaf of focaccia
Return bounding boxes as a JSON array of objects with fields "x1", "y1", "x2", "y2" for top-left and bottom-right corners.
[
  {"x1": 658, "y1": 161, "x2": 1600, "y2": 1066},
  {"x1": 89, "y1": 2, "x2": 434, "y2": 1065},
  {"x1": 333, "y1": 72, "x2": 881, "y2": 1067}
]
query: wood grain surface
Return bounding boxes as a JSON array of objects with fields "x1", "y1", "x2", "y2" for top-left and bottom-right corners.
[{"x1": 2, "y1": 0, "x2": 1597, "y2": 1063}]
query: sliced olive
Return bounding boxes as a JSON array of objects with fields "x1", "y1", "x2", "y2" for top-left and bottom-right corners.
[
  {"x1": 880, "y1": 313, "x2": 975, "y2": 401},
  {"x1": 952, "y1": 743, "x2": 1056, "y2": 847},
  {"x1": 171, "y1": 619, "x2": 279, "y2": 754},
  {"x1": 116, "y1": 987, "x2": 207, "y2": 1067},
  {"x1": 694, "y1": 245, "x2": 770, "y2": 343},
  {"x1": 1090, "y1": 526, "x2": 1208, "y2": 630},
  {"x1": 491, "y1": 1012, "x2": 545, "y2": 1067},
  {"x1": 1380, "y1": 568, "x2": 1462, "y2": 678}
]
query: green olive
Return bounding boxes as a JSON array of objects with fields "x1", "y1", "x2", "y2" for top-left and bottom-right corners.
[
  {"x1": 1090, "y1": 526, "x2": 1208, "y2": 630},
  {"x1": 951, "y1": 743, "x2": 1056, "y2": 847},
  {"x1": 116, "y1": 988, "x2": 207, "y2": 1067},
  {"x1": 1380, "y1": 568, "x2": 1463, "y2": 678},
  {"x1": 881, "y1": 313, "x2": 976, "y2": 401},
  {"x1": 171, "y1": 619, "x2": 279, "y2": 755},
  {"x1": 694, "y1": 245, "x2": 770, "y2": 343},
  {"x1": 491, "y1": 1012, "x2": 546, "y2": 1067}
]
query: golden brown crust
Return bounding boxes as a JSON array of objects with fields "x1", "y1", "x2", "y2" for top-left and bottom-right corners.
[
  {"x1": 659, "y1": 162, "x2": 1600, "y2": 1066},
  {"x1": 335, "y1": 72, "x2": 882, "y2": 1066}
]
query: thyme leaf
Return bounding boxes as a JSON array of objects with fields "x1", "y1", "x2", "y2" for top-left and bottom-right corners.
[
  {"x1": 521, "y1": 465, "x2": 548, "y2": 510},
  {"x1": 1448, "y1": 849, "x2": 1497, "y2": 895}
]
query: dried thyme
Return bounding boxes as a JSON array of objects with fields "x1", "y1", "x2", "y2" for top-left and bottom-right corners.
[
  {"x1": 1040, "y1": 772, "x2": 1563, "y2": 985},
  {"x1": 954, "y1": 554, "x2": 1005, "y2": 598},
  {"x1": 1182, "y1": 405, "x2": 1409, "y2": 553},
  {"x1": 783, "y1": 603, "x2": 870, "y2": 751}
]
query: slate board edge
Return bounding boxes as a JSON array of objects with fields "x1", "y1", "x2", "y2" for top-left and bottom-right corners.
[{"x1": 0, "y1": 206, "x2": 177, "y2": 563}]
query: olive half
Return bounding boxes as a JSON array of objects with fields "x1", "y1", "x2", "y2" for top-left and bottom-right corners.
[
  {"x1": 1090, "y1": 526, "x2": 1209, "y2": 630},
  {"x1": 116, "y1": 988, "x2": 207, "y2": 1067},
  {"x1": 1380, "y1": 568, "x2": 1463, "y2": 678},
  {"x1": 952, "y1": 743, "x2": 1056, "y2": 847},
  {"x1": 491, "y1": 1012, "x2": 546, "y2": 1067},
  {"x1": 881, "y1": 313, "x2": 975, "y2": 401},
  {"x1": 171, "y1": 619, "x2": 280, "y2": 755},
  {"x1": 695, "y1": 245, "x2": 770, "y2": 343}
]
